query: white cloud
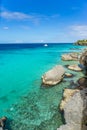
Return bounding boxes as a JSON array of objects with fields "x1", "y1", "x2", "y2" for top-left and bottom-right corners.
[
  {"x1": 0, "y1": 7, "x2": 40, "y2": 25},
  {"x1": 0, "y1": 10, "x2": 44, "y2": 25},
  {"x1": 70, "y1": 25, "x2": 87, "y2": 31},
  {"x1": 69, "y1": 25, "x2": 87, "y2": 37},
  {"x1": 1, "y1": 11, "x2": 33, "y2": 20},
  {"x1": 3, "y1": 26, "x2": 9, "y2": 30},
  {"x1": 1, "y1": 7, "x2": 60, "y2": 25}
]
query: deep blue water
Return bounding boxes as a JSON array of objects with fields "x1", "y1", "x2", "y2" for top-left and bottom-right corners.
[{"x1": 0, "y1": 43, "x2": 73, "y2": 50}]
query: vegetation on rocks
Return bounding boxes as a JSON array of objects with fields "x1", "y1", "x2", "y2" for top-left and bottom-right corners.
[{"x1": 75, "y1": 39, "x2": 87, "y2": 45}]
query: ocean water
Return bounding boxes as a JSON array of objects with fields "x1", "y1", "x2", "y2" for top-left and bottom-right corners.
[{"x1": 0, "y1": 43, "x2": 85, "y2": 130}]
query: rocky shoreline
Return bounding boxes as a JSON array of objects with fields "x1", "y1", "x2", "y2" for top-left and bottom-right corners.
[
  {"x1": 75, "y1": 39, "x2": 87, "y2": 46},
  {"x1": 57, "y1": 88, "x2": 87, "y2": 130},
  {"x1": 42, "y1": 49, "x2": 87, "y2": 130},
  {"x1": 42, "y1": 52, "x2": 83, "y2": 87},
  {"x1": 58, "y1": 50, "x2": 87, "y2": 130}
]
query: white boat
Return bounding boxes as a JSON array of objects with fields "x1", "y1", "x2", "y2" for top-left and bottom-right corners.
[{"x1": 44, "y1": 44, "x2": 48, "y2": 47}]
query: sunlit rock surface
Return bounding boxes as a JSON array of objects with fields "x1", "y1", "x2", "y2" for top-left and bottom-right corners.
[
  {"x1": 57, "y1": 89, "x2": 87, "y2": 130},
  {"x1": 62, "y1": 53, "x2": 78, "y2": 61},
  {"x1": 60, "y1": 89, "x2": 79, "y2": 111},
  {"x1": 42, "y1": 65, "x2": 65, "y2": 86},
  {"x1": 68, "y1": 64, "x2": 82, "y2": 71}
]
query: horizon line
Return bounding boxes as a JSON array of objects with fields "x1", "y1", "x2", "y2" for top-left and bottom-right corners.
[{"x1": 0, "y1": 42, "x2": 74, "y2": 44}]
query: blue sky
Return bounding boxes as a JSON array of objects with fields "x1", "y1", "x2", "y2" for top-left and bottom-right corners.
[{"x1": 0, "y1": 0, "x2": 87, "y2": 43}]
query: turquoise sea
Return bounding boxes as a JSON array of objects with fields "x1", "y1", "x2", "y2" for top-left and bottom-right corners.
[{"x1": 0, "y1": 43, "x2": 85, "y2": 130}]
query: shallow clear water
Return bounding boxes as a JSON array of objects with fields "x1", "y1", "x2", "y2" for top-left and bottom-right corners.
[{"x1": 0, "y1": 43, "x2": 85, "y2": 130}]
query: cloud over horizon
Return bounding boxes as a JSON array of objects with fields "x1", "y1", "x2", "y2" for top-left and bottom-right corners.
[{"x1": 69, "y1": 25, "x2": 87, "y2": 38}]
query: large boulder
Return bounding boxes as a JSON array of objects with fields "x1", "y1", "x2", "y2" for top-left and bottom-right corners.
[
  {"x1": 79, "y1": 51, "x2": 87, "y2": 67},
  {"x1": 60, "y1": 89, "x2": 79, "y2": 110},
  {"x1": 57, "y1": 88, "x2": 87, "y2": 130},
  {"x1": 79, "y1": 51, "x2": 87, "y2": 77},
  {"x1": 68, "y1": 64, "x2": 82, "y2": 71},
  {"x1": 42, "y1": 65, "x2": 65, "y2": 86},
  {"x1": 62, "y1": 53, "x2": 78, "y2": 61}
]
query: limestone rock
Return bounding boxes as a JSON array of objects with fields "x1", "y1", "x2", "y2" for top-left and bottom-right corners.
[
  {"x1": 57, "y1": 88, "x2": 87, "y2": 130},
  {"x1": 42, "y1": 65, "x2": 65, "y2": 86},
  {"x1": 79, "y1": 51, "x2": 87, "y2": 67},
  {"x1": 64, "y1": 73, "x2": 73, "y2": 78},
  {"x1": 60, "y1": 89, "x2": 79, "y2": 110},
  {"x1": 57, "y1": 124, "x2": 75, "y2": 130},
  {"x1": 62, "y1": 53, "x2": 78, "y2": 61},
  {"x1": 68, "y1": 64, "x2": 82, "y2": 71}
]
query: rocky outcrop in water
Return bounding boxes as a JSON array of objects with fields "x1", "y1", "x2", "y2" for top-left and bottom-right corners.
[
  {"x1": 60, "y1": 89, "x2": 79, "y2": 111},
  {"x1": 58, "y1": 50, "x2": 87, "y2": 130},
  {"x1": 57, "y1": 88, "x2": 87, "y2": 130},
  {"x1": 75, "y1": 39, "x2": 87, "y2": 45},
  {"x1": 61, "y1": 53, "x2": 78, "y2": 61},
  {"x1": 42, "y1": 65, "x2": 65, "y2": 86},
  {"x1": 64, "y1": 73, "x2": 73, "y2": 78},
  {"x1": 68, "y1": 64, "x2": 82, "y2": 71},
  {"x1": 80, "y1": 51, "x2": 87, "y2": 67}
]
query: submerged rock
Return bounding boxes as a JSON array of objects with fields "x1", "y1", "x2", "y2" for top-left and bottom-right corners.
[
  {"x1": 61, "y1": 53, "x2": 78, "y2": 61},
  {"x1": 68, "y1": 64, "x2": 82, "y2": 71},
  {"x1": 64, "y1": 73, "x2": 73, "y2": 78},
  {"x1": 42, "y1": 65, "x2": 65, "y2": 86},
  {"x1": 0, "y1": 117, "x2": 7, "y2": 130}
]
